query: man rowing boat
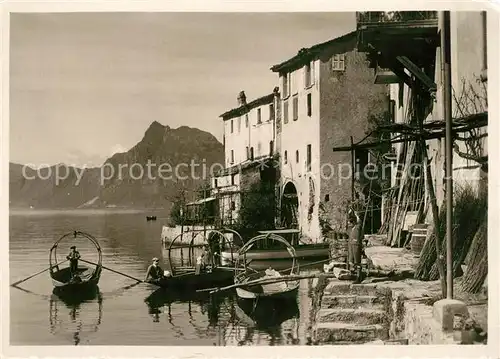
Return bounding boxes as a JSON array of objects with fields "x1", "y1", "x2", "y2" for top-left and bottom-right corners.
[{"x1": 144, "y1": 257, "x2": 165, "y2": 284}]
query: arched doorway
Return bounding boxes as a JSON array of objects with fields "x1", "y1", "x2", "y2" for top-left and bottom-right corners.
[{"x1": 281, "y1": 182, "x2": 299, "y2": 229}]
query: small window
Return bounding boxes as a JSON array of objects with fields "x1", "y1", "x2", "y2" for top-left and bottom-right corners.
[
  {"x1": 283, "y1": 100, "x2": 289, "y2": 124},
  {"x1": 246, "y1": 146, "x2": 249, "y2": 159},
  {"x1": 306, "y1": 144, "x2": 312, "y2": 172},
  {"x1": 282, "y1": 74, "x2": 289, "y2": 98},
  {"x1": 230, "y1": 120, "x2": 234, "y2": 133},
  {"x1": 250, "y1": 147, "x2": 254, "y2": 161},
  {"x1": 325, "y1": 194, "x2": 330, "y2": 202},
  {"x1": 231, "y1": 174, "x2": 235, "y2": 186},
  {"x1": 237, "y1": 117, "x2": 241, "y2": 133},
  {"x1": 269, "y1": 141, "x2": 274, "y2": 156},
  {"x1": 257, "y1": 108, "x2": 262, "y2": 124},
  {"x1": 305, "y1": 63, "x2": 311, "y2": 88},
  {"x1": 291, "y1": 71, "x2": 297, "y2": 95},
  {"x1": 292, "y1": 95, "x2": 298, "y2": 121},
  {"x1": 269, "y1": 104, "x2": 275, "y2": 122},
  {"x1": 284, "y1": 150, "x2": 288, "y2": 164},
  {"x1": 331, "y1": 54, "x2": 345, "y2": 71},
  {"x1": 214, "y1": 179, "x2": 218, "y2": 188},
  {"x1": 389, "y1": 100, "x2": 396, "y2": 123},
  {"x1": 231, "y1": 201, "x2": 236, "y2": 210},
  {"x1": 296, "y1": 150, "x2": 299, "y2": 163},
  {"x1": 230, "y1": 150, "x2": 234, "y2": 164},
  {"x1": 307, "y1": 93, "x2": 312, "y2": 117},
  {"x1": 245, "y1": 114, "x2": 249, "y2": 128}
]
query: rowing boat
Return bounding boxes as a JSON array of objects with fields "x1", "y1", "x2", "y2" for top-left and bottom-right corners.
[
  {"x1": 233, "y1": 233, "x2": 300, "y2": 301},
  {"x1": 49, "y1": 231, "x2": 103, "y2": 292},
  {"x1": 156, "y1": 229, "x2": 238, "y2": 291}
]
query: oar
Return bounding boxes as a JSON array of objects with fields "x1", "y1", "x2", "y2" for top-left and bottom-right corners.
[
  {"x1": 278, "y1": 257, "x2": 331, "y2": 274},
  {"x1": 11, "y1": 259, "x2": 69, "y2": 287},
  {"x1": 202, "y1": 272, "x2": 337, "y2": 294},
  {"x1": 79, "y1": 258, "x2": 156, "y2": 285}
]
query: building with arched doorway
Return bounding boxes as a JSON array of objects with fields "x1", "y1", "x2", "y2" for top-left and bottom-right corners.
[{"x1": 271, "y1": 31, "x2": 390, "y2": 242}]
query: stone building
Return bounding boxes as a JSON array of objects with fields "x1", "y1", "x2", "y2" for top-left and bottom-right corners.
[
  {"x1": 212, "y1": 89, "x2": 280, "y2": 226},
  {"x1": 270, "y1": 31, "x2": 390, "y2": 242}
]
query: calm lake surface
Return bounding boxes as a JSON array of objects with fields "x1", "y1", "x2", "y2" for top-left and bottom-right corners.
[{"x1": 9, "y1": 210, "x2": 317, "y2": 346}]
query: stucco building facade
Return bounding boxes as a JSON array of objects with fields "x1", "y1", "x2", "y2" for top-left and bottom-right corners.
[{"x1": 271, "y1": 31, "x2": 390, "y2": 242}]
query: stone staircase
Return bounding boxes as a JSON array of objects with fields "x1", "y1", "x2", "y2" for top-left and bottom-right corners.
[{"x1": 313, "y1": 279, "x2": 395, "y2": 345}]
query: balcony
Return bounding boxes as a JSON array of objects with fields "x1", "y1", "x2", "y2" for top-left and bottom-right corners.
[
  {"x1": 357, "y1": 11, "x2": 438, "y2": 25},
  {"x1": 356, "y1": 11, "x2": 439, "y2": 82}
]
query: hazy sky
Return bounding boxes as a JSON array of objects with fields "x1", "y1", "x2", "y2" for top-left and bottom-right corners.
[{"x1": 10, "y1": 12, "x2": 355, "y2": 167}]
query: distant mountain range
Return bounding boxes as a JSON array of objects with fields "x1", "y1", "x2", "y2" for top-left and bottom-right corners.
[{"x1": 9, "y1": 121, "x2": 224, "y2": 209}]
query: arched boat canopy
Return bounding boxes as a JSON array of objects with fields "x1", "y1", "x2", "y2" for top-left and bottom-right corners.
[
  {"x1": 167, "y1": 228, "x2": 238, "y2": 273},
  {"x1": 236, "y1": 233, "x2": 298, "y2": 275},
  {"x1": 49, "y1": 231, "x2": 102, "y2": 273}
]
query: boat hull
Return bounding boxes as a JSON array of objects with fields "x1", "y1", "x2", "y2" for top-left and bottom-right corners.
[
  {"x1": 235, "y1": 282, "x2": 299, "y2": 300},
  {"x1": 148, "y1": 267, "x2": 234, "y2": 290},
  {"x1": 221, "y1": 243, "x2": 329, "y2": 262},
  {"x1": 50, "y1": 266, "x2": 101, "y2": 293}
]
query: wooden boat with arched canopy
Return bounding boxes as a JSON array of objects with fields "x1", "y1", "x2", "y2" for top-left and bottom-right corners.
[
  {"x1": 234, "y1": 234, "x2": 300, "y2": 300},
  {"x1": 49, "y1": 231, "x2": 103, "y2": 292}
]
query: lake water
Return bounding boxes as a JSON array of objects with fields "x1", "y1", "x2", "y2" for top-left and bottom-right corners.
[{"x1": 9, "y1": 210, "x2": 317, "y2": 346}]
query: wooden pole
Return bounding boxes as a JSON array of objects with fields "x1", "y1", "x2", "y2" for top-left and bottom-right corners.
[
  {"x1": 424, "y1": 152, "x2": 447, "y2": 296},
  {"x1": 441, "y1": 10, "x2": 454, "y2": 299},
  {"x1": 351, "y1": 136, "x2": 355, "y2": 201}
]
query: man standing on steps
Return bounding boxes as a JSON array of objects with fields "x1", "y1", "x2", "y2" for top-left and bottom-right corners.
[
  {"x1": 67, "y1": 246, "x2": 81, "y2": 278},
  {"x1": 348, "y1": 210, "x2": 364, "y2": 283}
]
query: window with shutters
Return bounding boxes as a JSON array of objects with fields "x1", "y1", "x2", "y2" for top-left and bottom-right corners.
[
  {"x1": 292, "y1": 95, "x2": 298, "y2": 121},
  {"x1": 283, "y1": 100, "x2": 289, "y2": 124},
  {"x1": 307, "y1": 93, "x2": 312, "y2": 117},
  {"x1": 331, "y1": 54, "x2": 345, "y2": 71}
]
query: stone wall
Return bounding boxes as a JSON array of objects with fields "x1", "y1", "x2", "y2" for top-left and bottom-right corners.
[{"x1": 319, "y1": 42, "x2": 390, "y2": 232}]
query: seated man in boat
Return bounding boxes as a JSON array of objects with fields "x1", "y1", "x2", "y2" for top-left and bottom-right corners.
[
  {"x1": 144, "y1": 257, "x2": 165, "y2": 284},
  {"x1": 264, "y1": 266, "x2": 281, "y2": 277},
  {"x1": 66, "y1": 246, "x2": 81, "y2": 278}
]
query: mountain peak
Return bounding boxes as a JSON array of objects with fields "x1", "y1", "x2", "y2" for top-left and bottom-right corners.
[{"x1": 147, "y1": 120, "x2": 165, "y2": 132}]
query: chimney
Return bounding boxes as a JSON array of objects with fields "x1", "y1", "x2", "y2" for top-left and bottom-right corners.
[{"x1": 237, "y1": 91, "x2": 247, "y2": 106}]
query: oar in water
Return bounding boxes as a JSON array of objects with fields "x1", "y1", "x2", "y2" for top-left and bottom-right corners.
[
  {"x1": 79, "y1": 258, "x2": 157, "y2": 285},
  {"x1": 11, "y1": 259, "x2": 69, "y2": 287}
]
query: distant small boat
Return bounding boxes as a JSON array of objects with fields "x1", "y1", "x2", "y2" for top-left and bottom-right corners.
[
  {"x1": 49, "y1": 231, "x2": 102, "y2": 292},
  {"x1": 146, "y1": 216, "x2": 157, "y2": 221}
]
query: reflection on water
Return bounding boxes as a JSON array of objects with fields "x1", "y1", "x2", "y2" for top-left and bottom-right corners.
[
  {"x1": 10, "y1": 210, "x2": 317, "y2": 345},
  {"x1": 49, "y1": 287, "x2": 103, "y2": 345}
]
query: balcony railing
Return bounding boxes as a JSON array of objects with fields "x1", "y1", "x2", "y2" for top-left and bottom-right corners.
[{"x1": 356, "y1": 11, "x2": 438, "y2": 25}]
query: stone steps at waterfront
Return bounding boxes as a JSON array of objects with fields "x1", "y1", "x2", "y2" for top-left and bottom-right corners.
[
  {"x1": 324, "y1": 280, "x2": 391, "y2": 297},
  {"x1": 313, "y1": 322, "x2": 388, "y2": 343},
  {"x1": 312, "y1": 279, "x2": 391, "y2": 345},
  {"x1": 316, "y1": 308, "x2": 386, "y2": 325},
  {"x1": 321, "y1": 294, "x2": 383, "y2": 310}
]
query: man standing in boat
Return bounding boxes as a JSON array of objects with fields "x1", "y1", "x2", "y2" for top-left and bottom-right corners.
[
  {"x1": 144, "y1": 257, "x2": 165, "y2": 284},
  {"x1": 66, "y1": 246, "x2": 81, "y2": 278}
]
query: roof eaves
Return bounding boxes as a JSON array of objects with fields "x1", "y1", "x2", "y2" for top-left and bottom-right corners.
[{"x1": 270, "y1": 30, "x2": 357, "y2": 73}]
